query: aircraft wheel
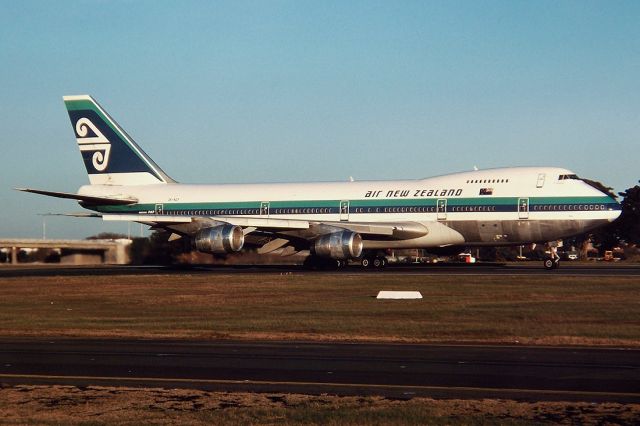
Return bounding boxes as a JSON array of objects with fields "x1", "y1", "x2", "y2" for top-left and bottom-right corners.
[
  {"x1": 303, "y1": 256, "x2": 316, "y2": 270},
  {"x1": 361, "y1": 257, "x2": 372, "y2": 268},
  {"x1": 320, "y1": 259, "x2": 340, "y2": 270},
  {"x1": 373, "y1": 257, "x2": 386, "y2": 269},
  {"x1": 543, "y1": 258, "x2": 555, "y2": 270},
  {"x1": 303, "y1": 256, "x2": 338, "y2": 270}
]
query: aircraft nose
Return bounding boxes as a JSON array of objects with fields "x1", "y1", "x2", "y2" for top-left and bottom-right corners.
[{"x1": 606, "y1": 195, "x2": 622, "y2": 222}]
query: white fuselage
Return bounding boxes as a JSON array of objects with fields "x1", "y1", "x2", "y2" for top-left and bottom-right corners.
[{"x1": 80, "y1": 166, "x2": 620, "y2": 249}]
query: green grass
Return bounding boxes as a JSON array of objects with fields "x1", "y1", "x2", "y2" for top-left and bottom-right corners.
[{"x1": 0, "y1": 273, "x2": 639, "y2": 345}]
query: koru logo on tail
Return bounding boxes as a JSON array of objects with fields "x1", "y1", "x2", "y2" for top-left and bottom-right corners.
[{"x1": 75, "y1": 117, "x2": 111, "y2": 171}]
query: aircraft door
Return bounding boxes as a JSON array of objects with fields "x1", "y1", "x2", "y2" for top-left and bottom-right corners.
[
  {"x1": 536, "y1": 173, "x2": 546, "y2": 188},
  {"x1": 340, "y1": 200, "x2": 350, "y2": 221},
  {"x1": 155, "y1": 203, "x2": 164, "y2": 215},
  {"x1": 437, "y1": 199, "x2": 447, "y2": 220},
  {"x1": 260, "y1": 202, "x2": 270, "y2": 218},
  {"x1": 518, "y1": 198, "x2": 529, "y2": 219}
]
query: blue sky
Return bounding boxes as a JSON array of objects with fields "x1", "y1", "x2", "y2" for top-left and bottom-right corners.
[{"x1": 1, "y1": 1, "x2": 639, "y2": 239}]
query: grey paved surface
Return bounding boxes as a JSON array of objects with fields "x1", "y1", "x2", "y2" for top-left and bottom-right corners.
[
  {"x1": 1, "y1": 339, "x2": 639, "y2": 403},
  {"x1": 2, "y1": 263, "x2": 640, "y2": 277}
]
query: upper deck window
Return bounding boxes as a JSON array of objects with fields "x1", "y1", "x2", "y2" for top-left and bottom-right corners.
[{"x1": 467, "y1": 178, "x2": 509, "y2": 184}]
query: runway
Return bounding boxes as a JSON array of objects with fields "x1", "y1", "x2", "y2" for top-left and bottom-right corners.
[
  {"x1": 1, "y1": 339, "x2": 639, "y2": 403},
  {"x1": 2, "y1": 263, "x2": 640, "y2": 278}
]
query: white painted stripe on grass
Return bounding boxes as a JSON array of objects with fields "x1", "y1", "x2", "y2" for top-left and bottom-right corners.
[{"x1": 377, "y1": 291, "x2": 423, "y2": 299}]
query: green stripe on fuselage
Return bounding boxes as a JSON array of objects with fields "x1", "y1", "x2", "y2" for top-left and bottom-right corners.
[
  {"x1": 90, "y1": 195, "x2": 615, "y2": 214},
  {"x1": 529, "y1": 196, "x2": 612, "y2": 205},
  {"x1": 270, "y1": 200, "x2": 337, "y2": 208}
]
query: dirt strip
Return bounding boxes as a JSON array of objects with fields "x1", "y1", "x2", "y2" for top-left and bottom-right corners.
[{"x1": 1, "y1": 384, "x2": 639, "y2": 425}]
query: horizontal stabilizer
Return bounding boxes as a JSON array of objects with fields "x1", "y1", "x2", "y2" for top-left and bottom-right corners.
[
  {"x1": 41, "y1": 212, "x2": 103, "y2": 218},
  {"x1": 16, "y1": 188, "x2": 138, "y2": 205}
]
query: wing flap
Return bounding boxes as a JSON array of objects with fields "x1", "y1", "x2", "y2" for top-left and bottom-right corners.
[
  {"x1": 257, "y1": 238, "x2": 290, "y2": 254},
  {"x1": 102, "y1": 214, "x2": 192, "y2": 223},
  {"x1": 100, "y1": 214, "x2": 310, "y2": 229},
  {"x1": 317, "y1": 221, "x2": 428, "y2": 239}
]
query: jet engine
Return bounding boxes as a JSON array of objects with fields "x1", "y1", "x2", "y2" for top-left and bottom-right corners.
[
  {"x1": 194, "y1": 224, "x2": 244, "y2": 254},
  {"x1": 313, "y1": 230, "x2": 363, "y2": 260}
]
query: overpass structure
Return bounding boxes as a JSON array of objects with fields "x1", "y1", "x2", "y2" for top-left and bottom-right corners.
[{"x1": 0, "y1": 239, "x2": 131, "y2": 265}]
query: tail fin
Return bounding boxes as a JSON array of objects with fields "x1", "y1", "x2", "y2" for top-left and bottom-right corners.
[{"x1": 63, "y1": 95, "x2": 176, "y2": 185}]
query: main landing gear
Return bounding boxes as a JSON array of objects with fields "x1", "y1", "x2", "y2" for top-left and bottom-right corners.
[
  {"x1": 302, "y1": 256, "x2": 347, "y2": 270},
  {"x1": 360, "y1": 255, "x2": 387, "y2": 269},
  {"x1": 302, "y1": 252, "x2": 389, "y2": 271},
  {"x1": 543, "y1": 244, "x2": 561, "y2": 270}
]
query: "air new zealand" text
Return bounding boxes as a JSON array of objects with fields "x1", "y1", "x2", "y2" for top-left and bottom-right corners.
[{"x1": 364, "y1": 188, "x2": 463, "y2": 198}]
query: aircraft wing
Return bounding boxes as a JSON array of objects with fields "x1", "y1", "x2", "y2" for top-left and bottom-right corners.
[
  {"x1": 70, "y1": 212, "x2": 460, "y2": 255},
  {"x1": 21, "y1": 188, "x2": 427, "y2": 241},
  {"x1": 101, "y1": 213, "x2": 427, "y2": 239}
]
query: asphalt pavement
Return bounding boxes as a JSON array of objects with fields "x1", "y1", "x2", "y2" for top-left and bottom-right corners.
[
  {"x1": 2, "y1": 262, "x2": 640, "y2": 277},
  {"x1": 1, "y1": 339, "x2": 639, "y2": 403}
]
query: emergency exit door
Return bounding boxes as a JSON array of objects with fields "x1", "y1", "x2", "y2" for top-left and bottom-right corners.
[
  {"x1": 518, "y1": 198, "x2": 529, "y2": 219},
  {"x1": 260, "y1": 202, "x2": 270, "y2": 217},
  {"x1": 340, "y1": 200, "x2": 350, "y2": 221},
  {"x1": 437, "y1": 199, "x2": 447, "y2": 220}
]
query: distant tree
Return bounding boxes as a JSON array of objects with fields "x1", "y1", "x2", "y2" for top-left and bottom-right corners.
[
  {"x1": 562, "y1": 179, "x2": 617, "y2": 257},
  {"x1": 566, "y1": 180, "x2": 640, "y2": 255},
  {"x1": 128, "y1": 237, "x2": 151, "y2": 265},
  {"x1": 84, "y1": 230, "x2": 192, "y2": 265},
  {"x1": 129, "y1": 231, "x2": 192, "y2": 265},
  {"x1": 581, "y1": 178, "x2": 617, "y2": 199},
  {"x1": 614, "y1": 181, "x2": 640, "y2": 245},
  {"x1": 86, "y1": 232, "x2": 129, "y2": 240}
]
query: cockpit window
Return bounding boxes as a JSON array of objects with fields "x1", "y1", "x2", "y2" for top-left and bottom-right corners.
[{"x1": 558, "y1": 174, "x2": 579, "y2": 180}]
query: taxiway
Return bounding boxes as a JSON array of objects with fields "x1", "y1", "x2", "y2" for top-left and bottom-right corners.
[
  {"x1": 1, "y1": 263, "x2": 640, "y2": 278},
  {"x1": 1, "y1": 339, "x2": 638, "y2": 403}
]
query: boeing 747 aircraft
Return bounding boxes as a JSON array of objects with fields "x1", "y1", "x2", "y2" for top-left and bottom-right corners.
[{"x1": 18, "y1": 95, "x2": 621, "y2": 269}]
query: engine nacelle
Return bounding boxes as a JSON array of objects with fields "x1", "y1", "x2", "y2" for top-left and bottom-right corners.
[
  {"x1": 313, "y1": 230, "x2": 363, "y2": 260},
  {"x1": 194, "y1": 225, "x2": 244, "y2": 254}
]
